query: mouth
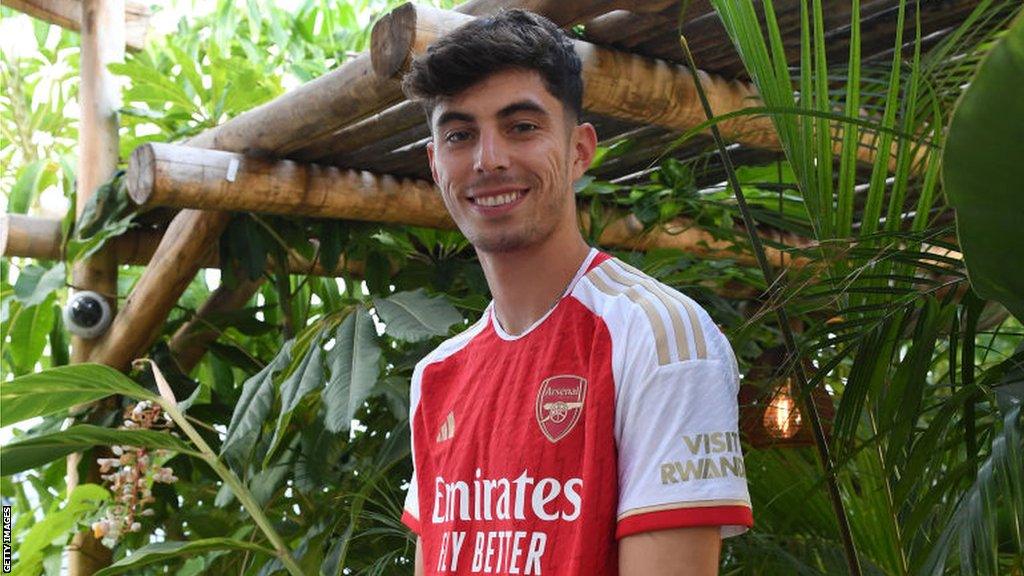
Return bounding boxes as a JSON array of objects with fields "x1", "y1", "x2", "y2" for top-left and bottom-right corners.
[{"x1": 468, "y1": 188, "x2": 529, "y2": 210}]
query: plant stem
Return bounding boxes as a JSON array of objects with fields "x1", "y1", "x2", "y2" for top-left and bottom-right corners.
[{"x1": 159, "y1": 401, "x2": 305, "y2": 576}]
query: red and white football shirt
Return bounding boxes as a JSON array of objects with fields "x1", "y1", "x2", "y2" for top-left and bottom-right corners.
[{"x1": 402, "y1": 249, "x2": 752, "y2": 575}]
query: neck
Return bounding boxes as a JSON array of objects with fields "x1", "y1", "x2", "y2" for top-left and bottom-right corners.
[{"x1": 478, "y1": 229, "x2": 591, "y2": 336}]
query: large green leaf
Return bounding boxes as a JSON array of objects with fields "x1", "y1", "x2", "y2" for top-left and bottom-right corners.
[
  {"x1": 1, "y1": 425, "x2": 195, "y2": 476},
  {"x1": 323, "y1": 307, "x2": 381, "y2": 433},
  {"x1": 7, "y1": 295, "x2": 55, "y2": 375},
  {"x1": 8, "y1": 159, "x2": 46, "y2": 215},
  {"x1": 93, "y1": 538, "x2": 275, "y2": 576},
  {"x1": 220, "y1": 341, "x2": 293, "y2": 470},
  {"x1": 944, "y1": 16, "x2": 1024, "y2": 321},
  {"x1": 265, "y1": 340, "x2": 324, "y2": 467},
  {"x1": 373, "y1": 289, "x2": 462, "y2": 342},
  {"x1": 1, "y1": 363, "x2": 158, "y2": 427}
]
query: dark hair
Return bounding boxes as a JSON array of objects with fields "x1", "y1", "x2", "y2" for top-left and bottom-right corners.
[{"x1": 402, "y1": 9, "x2": 583, "y2": 123}]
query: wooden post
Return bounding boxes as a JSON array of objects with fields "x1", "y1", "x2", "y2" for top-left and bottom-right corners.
[{"x1": 67, "y1": 1, "x2": 122, "y2": 573}]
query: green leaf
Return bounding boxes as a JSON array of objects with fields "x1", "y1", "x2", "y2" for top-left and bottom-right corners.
[
  {"x1": 7, "y1": 295, "x2": 56, "y2": 376},
  {"x1": 944, "y1": 17, "x2": 1024, "y2": 322},
  {"x1": 1, "y1": 425, "x2": 194, "y2": 476},
  {"x1": 323, "y1": 307, "x2": 381, "y2": 433},
  {"x1": 13, "y1": 263, "x2": 65, "y2": 307},
  {"x1": 265, "y1": 341, "x2": 324, "y2": 467},
  {"x1": 373, "y1": 289, "x2": 462, "y2": 342},
  {"x1": 8, "y1": 159, "x2": 47, "y2": 214},
  {"x1": 1, "y1": 363, "x2": 159, "y2": 427},
  {"x1": 13, "y1": 484, "x2": 110, "y2": 576},
  {"x1": 93, "y1": 538, "x2": 275, "y2": 576},
  {"x1": 221, "y1": 341, "x2": 293, "y2": 470}
]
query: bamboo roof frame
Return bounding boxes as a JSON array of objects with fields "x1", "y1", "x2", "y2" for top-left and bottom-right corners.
[{"x1": 2, "y1": 0, "x2": 986, "y2": 374}]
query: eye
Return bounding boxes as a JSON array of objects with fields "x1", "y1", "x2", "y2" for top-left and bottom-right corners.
[
  {"x1": 512, "y1": 122, "x2": 538, "y2": 134},
  {"x1": 444, "y1": 130, "x2": 472, "y2": 143}
]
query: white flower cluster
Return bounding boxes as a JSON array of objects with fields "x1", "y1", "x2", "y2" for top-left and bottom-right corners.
[{"x1": 91, "y1": 401, "x2": 179, "y2": 548}]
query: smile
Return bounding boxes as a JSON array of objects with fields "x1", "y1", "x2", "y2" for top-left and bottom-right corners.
[{"x1": 470, "y1": 190, "x2": 527, "y2": 208}]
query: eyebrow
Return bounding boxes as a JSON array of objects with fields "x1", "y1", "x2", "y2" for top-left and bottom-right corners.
[{"x1": 434, "y1": 100, "x2": 550, "y2": 129}]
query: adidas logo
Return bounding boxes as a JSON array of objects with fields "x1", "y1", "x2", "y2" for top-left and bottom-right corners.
[{"x1": 436, "y1": 411, "x2": 455, "y2": 443}]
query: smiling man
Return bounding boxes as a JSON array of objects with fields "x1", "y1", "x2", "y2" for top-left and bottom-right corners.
[{"x1": 399, "y1": 10, "x2": 752, "y2": 575}]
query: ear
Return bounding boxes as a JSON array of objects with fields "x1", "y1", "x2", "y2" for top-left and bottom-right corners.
[
  {"x1": 427, "y1": 139, "x2": 439, "y2": 185},
  {"x1": 570, "y1": 122, "x2": 598, "y2": 182}
]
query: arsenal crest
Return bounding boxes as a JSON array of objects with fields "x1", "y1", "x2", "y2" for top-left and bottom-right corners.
[{"x1": 535, "y1": 375, "x2": 587, "y2": 443}]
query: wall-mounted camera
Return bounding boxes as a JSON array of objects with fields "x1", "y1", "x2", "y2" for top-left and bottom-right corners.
[{"x1": 63, "y1": 290, "x2": 113, "y2": 339}]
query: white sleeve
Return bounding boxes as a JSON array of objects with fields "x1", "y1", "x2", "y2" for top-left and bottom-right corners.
[{"x1": 615, "y1": 340, "x2": 752, "y2": 539}]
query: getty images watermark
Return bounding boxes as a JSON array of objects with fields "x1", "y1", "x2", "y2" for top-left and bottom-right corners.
[{"x1": 3, "y1": 504, "x2": 11, "y2": 573}]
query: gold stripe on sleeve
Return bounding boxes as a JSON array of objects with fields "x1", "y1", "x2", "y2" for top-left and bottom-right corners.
[
  {"x1": 602, "y1": 262, "x2": 693, "y2": 362},
  {"x1": 587, "y1": 268, "x2": 672, "y2": 366},
  {"x1": 615, "y1": 260, "x2": 708, "y2": 360},
  {"x1": 617, "y1": 498, "x2": 752, "y2": 520}
]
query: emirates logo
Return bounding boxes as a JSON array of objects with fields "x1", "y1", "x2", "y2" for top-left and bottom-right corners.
[{"x1": 535, "y1": 375, "x2": 587, "y2": 443}]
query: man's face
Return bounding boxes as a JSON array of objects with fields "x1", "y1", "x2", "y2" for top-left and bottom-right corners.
[{"x1": 427, "y1": 69, "x2": 596, "y2": 254}]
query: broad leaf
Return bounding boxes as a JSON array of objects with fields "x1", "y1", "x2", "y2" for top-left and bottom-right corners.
[
  {"x1": 7, "y1": 295, "x2": 55, "y2": 375},
  {"x1": 12, "y1": 263, "x2": 65, "y2": 307},
  {"x1": 265, "y1": 341, "x2": 324, "y2": 466},
  {"x1": 8, "y1": 159, "x2": 46, "y2": 215},
  {"x1": 93, "y1": 538, "x2": 274, "y2": 576},
  {"x1": 1, "y1": 363, "x2": 159, "y2": 427},
  {"x1": 373, "y1": 289, "x2": 462, "y2": 342},
  {"x1": 324, "y1": 307, "x2": 381, "y2": 433},
  {"x1": 1, "y1": 425, "x2": 195, "y2": 476},
  {"x1": 944, "y1": 17, "x2": 1024, "y2": 321},
  {"x1": 221, "y1": 341, "x2": 293, "y2": 470}
]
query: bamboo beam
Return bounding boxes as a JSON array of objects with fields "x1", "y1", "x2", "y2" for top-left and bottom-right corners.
[
  {"x1": 0, "y1": 214, "x2": 354, "y2": 277},
  {"x1": 129, "y1": 143, "x2": 452, "y2": 228},
  {"x1": 1, "y1": 0, "x2": 150, "y2": 50},
  {"x1": 126, "y1": 142, "x2": 808, "y2": 268}
]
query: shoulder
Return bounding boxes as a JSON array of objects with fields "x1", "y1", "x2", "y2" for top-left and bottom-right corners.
[{"x1": 573, "y1": 256, "x2": 733, "y2": 366}]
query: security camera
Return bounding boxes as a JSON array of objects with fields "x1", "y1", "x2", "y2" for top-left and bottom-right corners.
[{"x1": 63, "y1": 290, "x2": 113, "y2": 339}]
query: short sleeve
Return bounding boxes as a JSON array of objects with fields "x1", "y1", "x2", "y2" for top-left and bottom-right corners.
[{"x1": 615, "y1": 358, "x2": 753, "y2": 539}]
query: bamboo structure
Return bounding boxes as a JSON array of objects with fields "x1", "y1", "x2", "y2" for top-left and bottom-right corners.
[
  {"x1": 1, "y1": 0, "x2": 150, "y2": 50},
  {"x1": 83, "y1": 0, "x2": 721, "y2": 375}
]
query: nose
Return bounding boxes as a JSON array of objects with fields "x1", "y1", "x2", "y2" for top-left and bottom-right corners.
[{"x1": 474, "y1": 128, "x2": 509, "y2": 173}]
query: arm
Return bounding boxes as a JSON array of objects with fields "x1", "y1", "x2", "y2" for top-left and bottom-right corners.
[{"x1": 619, "y1": 526, "x2": 721, "y2": 576}]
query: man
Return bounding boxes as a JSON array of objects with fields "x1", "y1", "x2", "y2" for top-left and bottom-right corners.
[{"x1": 399, "y1": 10, "x2": 752, "y2": 575}]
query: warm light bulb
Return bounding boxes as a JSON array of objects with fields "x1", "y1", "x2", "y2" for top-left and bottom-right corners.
[{"x1": 764, "y1": 378, "x2": 801, "y2": 439}]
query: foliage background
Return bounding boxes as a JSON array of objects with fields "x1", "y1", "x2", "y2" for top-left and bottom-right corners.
[{"x1": 1, "y1": 0, "x2": 1021, "y2": 575}]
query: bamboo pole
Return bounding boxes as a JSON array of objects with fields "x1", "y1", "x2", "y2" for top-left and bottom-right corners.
[
  {"x1": 0, "y1": 214, "x2": 364, "y2": 277},
  {"x1": 67, "y1": 1, "x2": 123, "y2": 573},
  {"x1": 126, "y1": 142, "x2": 808, "y2": 268},
  {"x1": 1, "y1": 0, "x2": 150, "y2": 50}
]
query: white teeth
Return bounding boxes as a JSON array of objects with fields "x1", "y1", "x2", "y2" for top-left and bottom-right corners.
[{"x1": 476, "y1": 192, "x2": 522, "y2": 207}]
